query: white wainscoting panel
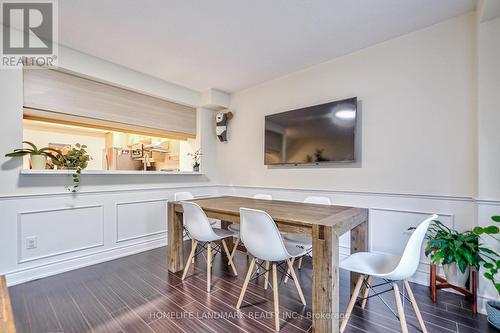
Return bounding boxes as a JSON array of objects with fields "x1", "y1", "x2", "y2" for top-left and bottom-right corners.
[
  {"x1": 18, "y1": 205, "x2": 104, "y2": 263},
  {"x1": 116, "y1": 199, "x2": 167, "y2": 243},
  {"x1": 369, "y1": 208, "x2": 453, "y2": 265},
  {"x1": 1, "y1": 185, "x2": 218, "y2": 286}
]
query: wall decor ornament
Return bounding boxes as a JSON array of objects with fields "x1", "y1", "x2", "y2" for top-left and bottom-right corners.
[{"x1": 216, "y1": 111, "x2": 233, "y2": 142}]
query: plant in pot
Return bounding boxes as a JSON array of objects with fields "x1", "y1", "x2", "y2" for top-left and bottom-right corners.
[
  {"x1": 52, "y1": 143, "x2": 91, "y2": 192},
  {"x1": 187, "y1": 149, "x2": 201, "y2": 172},
  {"x1": 5, "y1": 141, "x2": 60, "y2": 169},
  {"x1": 424, "y1": 218, "x2": 499, "y2": 325},
  {"x1": 424, "y1": 220, "x2": 480, "y2": 288},
  {"x1": 474, "y1": 216, "x2": 500, "y2": 328}
]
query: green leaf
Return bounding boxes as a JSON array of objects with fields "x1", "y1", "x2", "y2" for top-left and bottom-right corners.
[
  {"x1": 456, "y1": 257, "x2": 468, "y2": 273},
  {"x1": 496, "y1": 283, "x2": 500, "y2": 293},
  {"x1": 492, "y1": 216, "x2": 500, "y2": 223},
  {"x1": 5, "y1": 150, "x2": 32, "y2": 157},
  {"x1": 484, "y1": 263, "x2": 494, "y2": 269},
  {"x1": 432, "y1": 251, "x2": 445, "y2": 262},
  {"x1": 484, "y1": 226, "x2": 500, "y2": 234},
  {"x1": 480, "y1": 247, "x2": 500, "y2": 256},
  {"x1": 484, "y1": 272, "x2": 494, "y2": 281},
  {"x1": 462, "y1": 251, "x2": 474, "y2": 265},
  {"x1": 22, "y1": 141, "x2": 38, "y2": 151},
  {"x1": 473, "y1": 227, "x2": 484, "y2": 235}
]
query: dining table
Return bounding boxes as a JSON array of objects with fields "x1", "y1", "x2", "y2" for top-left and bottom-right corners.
[{"x1": 167, "y1": 195, "x2": 369, "y2": 333}]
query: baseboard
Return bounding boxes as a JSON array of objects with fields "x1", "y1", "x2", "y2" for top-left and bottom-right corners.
[{"x1": 6, "y1": 238, "x2": 167, "y2": 286}]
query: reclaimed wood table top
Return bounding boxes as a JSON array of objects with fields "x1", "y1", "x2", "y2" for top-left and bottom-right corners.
[{"x1": 172, "y1": 195, "x2": 367, "y2": 229}]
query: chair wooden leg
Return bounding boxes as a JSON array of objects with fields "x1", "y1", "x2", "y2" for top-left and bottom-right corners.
[
  {"x1": 182, "y1": 240, "x2": 198, "y2": 280},
  {"x1": 393, "y1": 283, "x2": 408, "y2": 333},
  {"x1": 272, "y1": 263, "x2": 280, "y2": 331},
  {"x1": 404, "y1": 280, "x2": 427, "y2": 333},
  {"x1": 287, "y1": 259, "x2": 306, "y2": 305},
  {"x1": 360, "y1": 275, "x2": 372, "y2": 309},
  {"x1": 340, "y1": 274, "x2": 364, "y2": 333},
  {"x1": 297, "y1": 256, "x2": 303, "y2": 270},
  {"x1": 191, "y1": 239, "x2": 196, "y2": 264},
  {"x1": 207, "y1": 242, "x2": 212, "y2": 292},
  {"x1": 236, "y1": 258, "x2": 256, "y2": 309},
  {"x1": 264, "y1": 261, "x2": 270, "y2": 290},
  {"x1": 222, "y1": 239, "x2": 238, "y2": 276},
  {"x1": 229, "y1": 237, "x2": 240, "y2": 265},
  {"x1": 284, "y1": 257, "x2": 294, "y2": 283}
]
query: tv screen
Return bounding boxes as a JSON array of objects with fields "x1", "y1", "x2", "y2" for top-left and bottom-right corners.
[{"x1": 265, "y1": 97, "x2": 357, "y2": 165}]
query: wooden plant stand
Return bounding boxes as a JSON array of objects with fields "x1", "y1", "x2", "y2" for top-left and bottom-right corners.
[{"x1": 430, "y1": 264, "x2": 478, "y2": 314}]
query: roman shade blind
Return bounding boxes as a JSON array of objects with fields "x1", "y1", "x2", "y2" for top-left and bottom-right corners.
[{"x1": 23, "y1": 69, "x2": 197, "y2": 139}]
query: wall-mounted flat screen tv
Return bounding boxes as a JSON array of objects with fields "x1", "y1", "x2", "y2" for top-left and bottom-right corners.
[{"x1": 265, "y1": 97, "x2": 357, "y2": 165}]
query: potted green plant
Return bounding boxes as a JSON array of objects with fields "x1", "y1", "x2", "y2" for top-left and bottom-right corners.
[
  {"x1": 424, "y1": 221, "x2": 480, "y2": 287},
  {"x1": 188, "y1": 148, "x2": 201, "y2": 172},
  {"x1": 52, "y1": 143, "x2": 91, "y2": 192},
  {"x1": 5, "y1": 141, "x2": 60, "y2": 169},
  {"x1": 474, "y1": 216, "x2": 500, "y2": 328}
]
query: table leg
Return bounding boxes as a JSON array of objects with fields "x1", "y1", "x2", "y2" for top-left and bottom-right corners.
[
  {"x1": 312, "y1": 224, "x2": 340, "y2": 333},
  {"x1": 350, "y1": 220, "x2": 368, "y2": 295},
  {"x1": 168, "y1": 202, "x2": 184, "y2": 273},
  {"x1": 221, "y1": 220, "x2": 234, "y2": 256}
]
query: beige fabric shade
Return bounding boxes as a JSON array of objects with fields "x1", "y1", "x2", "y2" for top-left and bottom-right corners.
[{"x1": 23, "y1": 69, "x2": 197, "y2": 139}]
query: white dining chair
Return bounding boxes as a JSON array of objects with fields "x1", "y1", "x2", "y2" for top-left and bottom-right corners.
[
  {"x1": 253, "y1": 193, "x2": 273, "y2": 200},
  {"x1": 174, "y1": 191, "x2": 195, "y2": 201},
  {"x1": 282, "y1": 196, "x2": 330, "y2": 281},
  {"x1": 180, "y1": 201, "x2": 238, "y2": 292},
  {"x1": 175, "y1": 191, "x2": 217, "y2": 264},
  {"x1": 339, "y1": 214, "x2": 436, "y2": 333},
  {"x1": 236, "y1": 207, "x2": 307, "y2": 332},
  {"x1": 174, "y1": 192, "x2": 217, "y2": 227},
  {"x1": 227, "y1": 193, "x2": 273, "y2": 263}
]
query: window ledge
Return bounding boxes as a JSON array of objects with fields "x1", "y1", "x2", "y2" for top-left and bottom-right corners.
[{"x1": 20, "y1": 169, "x2": 204, "y2": 175}]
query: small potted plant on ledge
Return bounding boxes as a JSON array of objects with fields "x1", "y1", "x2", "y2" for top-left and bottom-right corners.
[
  {"x1": 188, "y1": 148, "x2": 201, "y2": 172},
  {"x1": 52, "y1": 143, "x2": 92, "y2": 192},
  {"x1": 5, "y1": 141, "x2": 60, "y2": 169}
]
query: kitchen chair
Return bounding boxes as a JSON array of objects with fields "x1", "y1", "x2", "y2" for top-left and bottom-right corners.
[
  {"x1": 283, "y1": 196, "x2": 330, "y2": 282},
  {"x1": 227, "y1": 193, "x2": 273, "y2": 264},
  {"x1": 174, "y1": 191, "x2": 195, "y2": 201},
  {"x1": 253, "y1": 193, "x2": 273, "y2": 200},
  {"x1": 174, "y1": 191, "x2": 217, "y2": 227},
  {"x1": 236, "y1": 207, "x2": 307, "y2": 332},
  {"x1": 339, "y1": 214, "x2": 436, "y2": 333},
  {"x1": 175, "y1": 191, "x2": 216, "y2": 264},
  {"x1": 180, "y1": 201, "x2": 238, "y2": 292}
]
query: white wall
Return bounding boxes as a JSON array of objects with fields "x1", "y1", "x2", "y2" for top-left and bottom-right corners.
[
  {"x1": 219, "y1": 14, "x2": 477, "y2": 199},
  {"x1": 477, "y1": 15, "x2": 500, "y2": 308},
  {"x1": 478, "y1": 17, "x2": 500, "y2": 201}
]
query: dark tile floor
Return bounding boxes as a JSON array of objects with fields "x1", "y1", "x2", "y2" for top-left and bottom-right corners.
[{"x1": 8, "y1": 243, "x2": 495, "y2": 332}]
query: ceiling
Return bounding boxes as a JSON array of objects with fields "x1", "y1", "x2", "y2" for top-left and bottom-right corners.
[{"x1": 58, "y1": 0, "x2": 477, "y2": 93}]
